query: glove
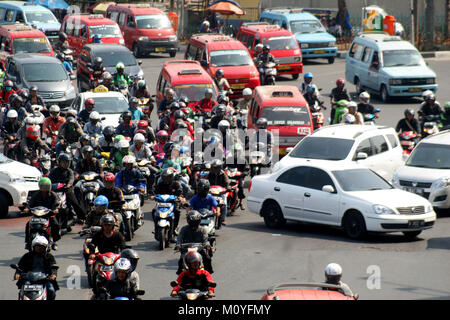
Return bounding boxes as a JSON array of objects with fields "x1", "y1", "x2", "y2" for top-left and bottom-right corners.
[
  {"x1": 208, "y1": 290, "x2": 215, "y2": 297},
  {"x1": 171, "y1": 290, "x2": 178, "y2": 297}
]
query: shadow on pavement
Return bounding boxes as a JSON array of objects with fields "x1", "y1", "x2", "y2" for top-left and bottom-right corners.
[{"x1": 427, "y1": 237, "x2": 450, "y2": 250}]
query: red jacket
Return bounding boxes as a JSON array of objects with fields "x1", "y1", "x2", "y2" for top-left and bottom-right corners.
[
  {"x1": 0, "y1": 89, "x2": 17, "y2": 103},
  {"x1": 173, "y1": 269, "x2": 215, "y2": 293},
  {"x1": 196, "y1": 98, "x2": 217, "y2": 112},
  {"x1": 168, "y1": 117, "x2": 194, "y2": 136},
  {"x1": 43, "y1": 116, "x2": 66, "y2": 135}
]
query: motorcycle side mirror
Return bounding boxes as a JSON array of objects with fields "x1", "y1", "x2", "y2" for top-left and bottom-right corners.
[
  {"x1": 170, "y1": 281, "x2": 178, "y2": 288},
  {"x1": 138, "y1": 60, "x2": 143, "y2": 66},
  {"x1": 10, "y1": 264, "x2": 18, "y2": 270},
  {"x1": 208, "y1": 282, "x2": 217, "y2": 288},
  {"x1": 101, "y1": 117, "x2": 106, "y2": 121}
]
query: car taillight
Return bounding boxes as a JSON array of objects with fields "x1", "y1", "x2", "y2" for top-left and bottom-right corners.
[{"x1": 248, "y1": 180, "x2": 252, "y2": 192}]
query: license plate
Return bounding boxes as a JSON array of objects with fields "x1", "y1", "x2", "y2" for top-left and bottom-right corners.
[
  {"x1": 24, "y1": 284, "x2": 42, "y2": 291},
  {"x1": 313, "y1": 50, "x2": 326, "y2": 54},
  {"x1": 155, "y1": 47, "x2": 166, "y2": 52},
  {"x1": 201, "y1": 219, "x2": 211, "y2": 225},
  {"x1": 278, "y1": 65, "x2": 290, "y2": 70},
  {"x1": 101, "y1": 265, "x2": 113, "y2": 271},
  {"x1": 408, "y1": 88, "x2": 422, "y2": 92},
  {"x1": 408, "y1": 220, "x2": 425, "y2": 228},
  {"x1": 231, "y1": 84, "x2": 245, "y2": 89},
  {"x1": 404, "y1": 187, "x2": 424, "y2": 195}
]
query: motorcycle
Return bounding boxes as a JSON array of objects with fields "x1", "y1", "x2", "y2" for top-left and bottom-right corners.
[
  {"x1": 363, "y1": 108, "x2": 381, "y2": 125},
  {"x1": 209, "y1": 185, "x2": 227, "y2": 228},
  {"x1": 310, "y1": 101, "x2": 326, "y2": 130},
  {"x1": 422, "y1": 114, "x2": 441, "y2": 137},
  {"x1": 258, "y1": 61, "x2": 277, "y2": 86},
  {"x1": 29, "y1": 153, "x2": 52, "y2": 177},
  {"x1": 121, "y1": 185, "x2": 143, "y2": 241},
  {"x1": 399, "y1": 131, "x2": 418, "y2": 157},
  {"x1": 98, "y1": 287, "x2": 145, "y2": 300},
  {"x1": 26, "y1": 207, "x2": 54, "y2": 251},
  {"x1": 249, "y1": 145, "x2": 271, "y2": 178},
  {"x1": 2, "y1": 131, "x2": 19, "y2": 159},
  {"x1": 79, "y1": 226, "x2": 101, "y2": 287},
  {"x1": 137, "y1": 158, "x2": 152, "y2": 194},
  {"x1": 224, "y1": 167, "x2": 245, "y2": 215},
  {"x1": 88, "y1": 252, "x2": 121, "y2": 295},
  {"x1": 10, "y1": 264, "x2": 58, "y2": 300},
  {"x1": 198, "y1": 208, "x2": 216, "y2": 250},
  {"x1": 52, "y1": 182, "x2": 75, "y2": 233},
  {"x1": 170, "y1": 281, "x2": 216, "y2": 300},
  {"x1": 78, "y1": 172, "x2": 102, "y2": 214},
  {"x1": 153, "y1": 194, "x2": 178, "y2": 250},
  {"x1": 176, "y1": 242, "x2": 207, "y2": 273}
]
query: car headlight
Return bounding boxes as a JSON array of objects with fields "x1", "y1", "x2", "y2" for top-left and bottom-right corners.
[
  {"x1": 301, "y1": 43, "x2": 309, "y2": 49},
  {"x1": 425, "y1": 204, "x2": 433, "y2": 213},
  {"x1": 426, "y1": 78, "x2": 435, "y2": 84},
  {"x1": 389, "y1": 79, "x2": 403, "y2": 85},
  {"x1": 294, "y1": 56, "x2": 301, "y2": 62},
  {"x1": 431, "y1": 177, "x2": 450, "y2": 190},
  {"x1": 137, "y1": 69, "x2": 144, "y2": 78},
  {"x1": 169, "y1": 35, "x2": 177, "y2": 42},
  {"x1": 373, "y1": 204, "x2": 395, "y2": 215},
  {"x1": 138, "y1": 36, "x2": 148, "y2": 41},
  {"x1": 65, "y1": 86, "x2": 75, "y2": 96},
  {"x1": 329, "y1": 41, "x2": 336, "y2": 46}
]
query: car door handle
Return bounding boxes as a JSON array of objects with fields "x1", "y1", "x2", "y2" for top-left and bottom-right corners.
[
  {"x1": 274, "y1": 187, "x2": 280, "y2": 192},
  {"x1": 304, "y1": 192, "x2": 311, "y2": 197}
]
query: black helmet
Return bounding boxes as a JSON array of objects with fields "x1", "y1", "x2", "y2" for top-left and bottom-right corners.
[
  {"x1": 79, "y1": 134, "x2": 90, "y2": 144},
  {"x1": 187, "y1": 210, "x2": 201, "y2": 228},
  {"x1": 216, "y1": 69, "x2": 224, "y2": 77},
  {"x1": 174, "y1": 110, "x2": 185, "y2": 120},
  {"x1": 122, "y1": 111, "x2": 132, "y2": 119},
  {"x1": 163, "y1": 142, "x2": 174, "y2": 155},
  {"x1": 404, "y1": 108, "x2": 415, "y2": 116},
  {"x1": 11, "y1": 95, "x2": 24, "y2": 106},
  {"x1": 178, "y1": 95, "x2": 190, "y2": 105},
  {"x1": 81, "y1": 145, "x2": 94, "y2": 154},
  {"x1": 217, "y1": 94, "x2": 229, "y2": 105},
  {"x1": 120, "y1": 248, "x2": 139, "y2": 272},
  {"x1": 102, "y1": 126, "x2": 115, "y2": 138},
  {"x1": 129, "y1": 97, "x2": 138, "y2": 107},
  {"x1": 211, "y1": 159, "x2": 223, "y2": 169},
  {"x1": 94, "y1": 57, "x2": 103, "y2": 66},
  {"x1": 59, "y1": 32, "x2": 67, "y2": 41},
  {"x1": 100, "y1": 214, "x2": 115, "y2": 226},
  {"x1": 30, "y1": 85, "x2": 39, "y2": 92},
  {"x1": 263, "y1": 44, "x2": 270, "y2": 51},
  {"x1": 197, "y1": 179, "x2": 210, "y2": 195},
  {"x1": 184, "y1": 251, "x2": 202, "y2": 269},
  {"x1": 256, "y1": 117, "x2": 268, "y2": 129},
  {"x1": 169, "y1": 102, "x2": 180, "y2": 111},
  {"x1": 174, "y1": 119, "x2": 187, "y2": 130},
  {"x1": 58, "y1": 152, "x2": 72, "y2": 163},
  {"x1": 161, "y1": 167, "x2": 175, "y2": 180},
  {"x1": 215, "y1": 104, "x2": 226, "y2": 116}
]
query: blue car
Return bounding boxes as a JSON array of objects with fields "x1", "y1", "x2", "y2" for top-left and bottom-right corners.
[{"x1": 260, "y1": 8, "x2": 337, "y2": 64}]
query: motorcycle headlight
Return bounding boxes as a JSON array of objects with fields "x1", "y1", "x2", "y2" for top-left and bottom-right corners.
[
  {"x1": 137, "y1": 70, "x2": 144, "y2": 78},
  {"x1": 186, "y1": 292, "x2": 199, "y2": 300},
  {"x1": 373, "y1": 205, "x2": 395, "y2": 215},
  {"x1": 103, "y1": 257, "x2": 114, "y2": 265},
  {"x1": 169, "y1": 35, "x2": 177, "y2": 42},
  {"x1": 301, "y1": 43, "x2": 309, "y2": 49},
  {"x1": 159, "y1": 212, "x2": 168, "y2": 219}
]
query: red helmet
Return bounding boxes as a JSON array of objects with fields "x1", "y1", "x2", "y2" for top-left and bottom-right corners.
[
  {"x1": 336, "y1": 78, "x2": 345, "y2": 86},
  {"x1": 156, "y1": 130, "x2": 169, "y2": 138},
  {"x1": 85, "y1": 98, "x2": 95, "y2": 106},
  {"x1": 26, "y1": 125, "x2": 40, "y2": 141},
  {"x1": 137, "y1": 120, "x2": 148, "y2": 128},
  {"x1": 104, "y1": 172, "x2": 116, "y2": 182},
  {"x1": 136, "y1": 129, "x2": 146, "y2": 135},
  {"x1": 181, "y1": 107, "x2": 189, "y2": 115}
]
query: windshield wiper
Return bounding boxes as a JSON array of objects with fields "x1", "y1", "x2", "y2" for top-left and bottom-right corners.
[{"x1": 386, "y1": 64, "x2": 406, "y2": 67}]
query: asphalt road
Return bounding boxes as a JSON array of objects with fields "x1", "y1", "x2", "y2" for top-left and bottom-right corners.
[{"x1": 0, "y1": 51, "x2": 449, "y2": 300}]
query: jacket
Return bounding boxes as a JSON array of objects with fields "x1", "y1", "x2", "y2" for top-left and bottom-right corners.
[
  {"x1": 89, "y1": 230, "x2": 125, "y2": 254},
  {"x1": 16, "y1": 251, "x2": 59, "y2": 290},
  {"x1": 75, "y1": 158, "x2": 103, "y2": 175},
  {"x1": 173, "y1": 269, "x2": 215, "y2": 293},
  {"x1": 104, "y1": 278, "x2": 139, "y2": 299},
  {"x1": 115, "y1": 169, "x2": 146, "y2": 190},
  {"x1": 28, "y1": 191, "x2": 59, "y2": 211},
  {"x1": 49, "y1": 167, "x2": 75, "y2": 186},
  {"x1": 43, "y1": 116, "x2": 66, "y2": 136},
  {"x1": 207, "y1": 170, "x2": 229, "y2": 189},
  {"x1": 176, "y1": 225, "x2": 210, "y2": 247}
]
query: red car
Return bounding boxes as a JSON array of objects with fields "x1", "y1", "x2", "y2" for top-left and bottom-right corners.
[
  {"x1": 185, "y1": 34, "x2": 260, "y2": 99},
  {"x1": 261, "y1": 283, "x2": 357, "y2": 300},
  {"x1": 60, "y1": 14, "x2": 124, "y2": 57},
  {"x1": 237, "y1": 23, "x2": 303, "y2": 79},
  {"x1": 0, "y1": 23, "x2": 54, "y2": 56}
]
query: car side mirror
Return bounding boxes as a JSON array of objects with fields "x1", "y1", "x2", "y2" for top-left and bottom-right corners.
[
  {"x1": 285, "y1": 147, "x2": 293, "y2": 154},
  {"x1": 356, "y1": 152, "x2": 368, "y2": 160},
  {"x1": 322, "y1": 185, "x2": 335, "y2": 193},
  {"x1": 200, "y1": 60, "x2": 208, "y2": 67}
]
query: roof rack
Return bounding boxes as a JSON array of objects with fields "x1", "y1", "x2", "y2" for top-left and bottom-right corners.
[
  {"x1": 127, "y1": 3, "x2": 153, "y2": 8},
  {"x1": 265, "y1": 7, "x2": 305, "y2": 14},
  {"x1": 178, "y1": 69, "x2": 202, "y2": 75},
  {"x1": 272, "y1": 91, "x2": 294, "y2": 97},
  {"x1": 241, "y1": 22, "x2": 270, "y2": 27},
  {"x1": 166, "y1": 60, "x2": 199, "y2": 65}
]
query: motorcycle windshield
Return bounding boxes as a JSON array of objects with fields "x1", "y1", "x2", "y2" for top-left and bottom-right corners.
[{"x1": 155, "y1": 194, "x2": 177, "y2": 202}]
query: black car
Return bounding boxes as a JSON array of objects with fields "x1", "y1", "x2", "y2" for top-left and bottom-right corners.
[
  {"x1": 5, "y1": 53, "x2": 76, "y2": 107},
  {"x1": 76, "y1": 43, "x2": 144, "y2": 92}
]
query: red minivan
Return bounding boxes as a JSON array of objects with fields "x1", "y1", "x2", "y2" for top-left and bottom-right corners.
[
  {"x1": 0, "y1": 23, "x2": 54, "y2": 56},
  {"x1": 185, "y1": 34, "x2": 260, "y2": 99},
  {"x1": 107, "y1": 4, "x2": 178, "y2": 58},
  {"x1": 248, "y1": 85, "x2": 313, "y2": 156},
  {"x1": 236, "y1": 23, "x2": 303, "y2": 79},
  {"x1": 60, "y1": 14, "x2": 124, "y2": 57}
]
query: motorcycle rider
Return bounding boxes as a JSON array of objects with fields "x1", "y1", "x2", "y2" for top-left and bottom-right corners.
[
  {"x1": 196, "y1": 88, "x2": 217, "y2": 113},
  {"x1": 330, "y1": 78, "x2": 350, "y2": 122},
  {"x1": 56, "y1": 52, "x2": 73, "y2": 75},
  {"x1": 97, "y1": 172, "x2": 125, "y2": 212},
  {"x1": 58, "y1": 111, "x2": 84, "y2": 145},
  {"x1": 14, "y1": 236, "x2": 59, "y2": 300},
  {"x1": 99, "y1": 126, "x2": 116, "y2": 153},
  {"x1": 0, "y1": 80, "x2": 17, "y2": 103},
  {"x1": 169, "y1": 109, "x2": 194, "y2": 136},
  {"x1": 171, "y1": 251, "x2": 215, "y2": 298},
  {"x1": 190, "y1": 179, "x2": 219, "y2": 217},
  {"x1": 43, "y1": 105, "x2": 65, "y2": 140},
  {"x1": 101, "y1": 72, "x2": 118, "y2": 92},
  {"x1": 235, "y1": 88, "x2": 252, "y2": 111},
  {"x1": 83, "y1": 111, "x2": 103, "y2": 135},
  {"x1": 158, "y1": 88, "x2": 176, "y2": 116},
  {"x1": 304, "y1": 84, "x2": 325, "y2": 115},
  {"x1": 207, "y1": 159, "x2": 229, "y2": 227},
  {"x1": 110, "y1": 139, "x2": 133, "y2": 171},
  {"x1": 19, "y1": 125, "x2": 51, "y2": 165},
  {"x1": 248, "y1": 117, "x2": 274, "y2": 154},
  {"x1": 128, "y1": 97, "x2": 144, "y2": 121},
  {"x1": 130, "y1": 133, "x2": 152, "y2": 160},
  {"x1": 49, "y1": 153, "x2": 86, "y2": 222},
  {"x1": 115, "y1": 111, "x2": 136, "y2": 139},
  {"x1": 74, "y1": 145, "x2": 104, "y2": 180},
  {"x1": 209, "y1": 104, "x2": 228, "y2": 130},
  {"x1": 113, "y1": 62, "x2": 132, "y2": 88},
  {"x1": 53, "y1": 32, "x2": 69, "y2": 53},
  {"x1": 79, "y1": 98, "x2": 96, "y2": 124},
  {"x1": 100, "y1": 258, "x2": 140, "y2": 300},
  {"x1": 214, "y1": 69, "x2": 233, "y2": 95},
  {"x1": 418, "y1": 90, "x2": 443, "y2": 121},
  {"x1": 91, "y1": 57, "x2": 106, "y2": 85},
  {"x1": 119, "y1": 249, "x2": 140, "y2": 290},
  {"x1": 256, "y1": 45, "x2": 276, "y2": 85},
  {"x1": 357, "y1": 92, "x2": 379, "y2": 120},
  {"x1": 153, "y1": 130, "x2": 169, "y2": 154},
  {"x1": 440, "y1": 102, "x2": 450, "y2": 129},
  {"x1": 1, "y1": 109, "x2": 22, "y2": 154},
  {"x1": 341, "y1": 101, "x2": 363, "y2": 125},
  {"x1": 396, "y1": 108, "x2": 421, "y2": 140},
  {"x1": 135, "y1": 120, "x2": 156, "y2": 145},
  {"x1": 83, "y1": 195, "x2": 121, "y2": 232},
  {"x1": 88, "y1": 214, "x2": 126, "y2": 258},
  {"x1": 24, "y1": 177, "x2": 61, "y2": 251},
  {"x1": 133, "y1": 80, "x2": 154, "y2": 113},
  {"x1": 299, "y1": 72, "x2": 319, "y2": 96},
  {"x1": 322, "y1": 263, "x2": 354, "y2": 297},
  {"x1": 115, "y1": 155, "x2": 146, "y2": 195},
  {"x1": 10, "y1": 95, "x2": 28, "y2": 123},
  {"x1": 26, "y1": 86, "x2": 45, "y2": 109}
]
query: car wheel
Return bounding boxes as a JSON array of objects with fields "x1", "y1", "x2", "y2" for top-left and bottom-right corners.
[
  {"x1": 262, "y1": 201, "x2": 286, "y2": 228},
  {"x1": 343, "y1": 211, "x2": 367, "y2": 239},
  {"x1": 328, "y1": 57, "x2": 335, "y2": 64},
  {"x1": 403, "y1": 231, "x2": 422, "y2": 239},
  {"x1": 355, "y1": 77, "x2": 362, "y2": 94},
  {"x1": 0, "y1": 193, "x2": 9, "y2": 218},
  {"x1": 170, "y1": 52, "x2": 176, "y2": 58},
  {"x1": 380, "y1": 85, "x2": 390, "y2": 103},
  {"x1": 133, "y1": 43, "x2": 141, "y2": 58},
  {"x1": 292, "y1": 74, "x2": 299, "y2": 80}
]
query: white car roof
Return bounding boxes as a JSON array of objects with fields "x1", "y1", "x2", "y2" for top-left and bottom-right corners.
[
  {"x1": 420, "y1": 130, "x2": 450, "y2": 145},
  {"x1": 355, "y1": 34, "x2": 417, "y2": 51},
  {"x1": 78, "y1": 91, "x2": 126, "y2": 99},
  {"x1": 273, "y1": 158, "x2": 364, "y2": 174},
  {"x1": 309, "y1": 124, "x2": 393, "y2": 140}
]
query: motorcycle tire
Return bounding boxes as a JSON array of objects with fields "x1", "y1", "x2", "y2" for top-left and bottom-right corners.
[
  {"x1": 125, "y1": 219, "x2": 133, "y2": 242},
  {"x1": 158, "y1": 227, "x2": 168, "y2": 250}
]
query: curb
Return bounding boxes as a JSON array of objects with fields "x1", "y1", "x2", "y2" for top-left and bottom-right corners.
[{"x1": 337, "y1": 51, "x2": 450, "y2": 59}]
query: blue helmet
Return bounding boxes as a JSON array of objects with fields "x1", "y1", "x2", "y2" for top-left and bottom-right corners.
[
  {"x1": 304, "y1": 72, "x2": 314, "y2": 79},
  {"x1": 92, "y1": 34, "x2": 101, "y2": 43},
  {"x1": 94, "y1": 195, "x2": 109, "y2": 207}
]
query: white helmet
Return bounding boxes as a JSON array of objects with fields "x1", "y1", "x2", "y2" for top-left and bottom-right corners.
[
  {"x1": 49, "y1": 105, "x2": 60, "y2": 113},
  {"x1": 255, "y1": 43, "x2": 264, "y2": 50},
  {"x1": 103, "y1": 71, "x2": 112, "y2": 80},
  {"x1": 6, "y1": 109, "x2": 18, "y2": 118},
  {"x1": 32, "y1": 104, "x2": 42, "y2": 112},
  {"x1": 122, "y1": 155, "x2": 136, "y2": 165},
  {"x1": 344, "y1": 114, "x2": 356, "y2": 124},
  {"x1": 133, "y1": 133, "x2": 145, "y2": 143},
  {"x1": 118, "y1": 139, "x2": 130, "y2": 149},
  {"x1": 422, "y1": 90, "x2": 435, "y2": 100},
  {"x1": 25, "y1": 117, "x2": 35, "y2": 125},
  {"x1": 325, "y1": 263, "x2": 343, "y2": 284},
  {"x1": 202, "y1": 20, "x2": 210, "y2": 27},
  {"x1": 114, "y1": 258, "x2": 131, "y2": 273},
  {"x1": 347, "y1": 101, "x2": 358, "y2": 109},
  {"x1": 242, "y1": 88, "x2": 252, "y2": 96},
  {"x1": 89, "y1": 111, "x2": 100, "y2": 121},
  {"x1": 32, "y1": 235, "x2": 49, "y2": 248},
  {"x1": 359, "y1": 91, "x2": 370, "y2": 103},
  {"x1": 218, "y1": 119, "x2": 230, "y2": 130}
]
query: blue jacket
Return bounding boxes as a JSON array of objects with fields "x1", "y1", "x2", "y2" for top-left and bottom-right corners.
[
  {"x1": 115, "y1": 122, "x2": 136, "y2": 138},
  {"x1": 115, "y1": 169, "x2": 146, "y2": 190}
]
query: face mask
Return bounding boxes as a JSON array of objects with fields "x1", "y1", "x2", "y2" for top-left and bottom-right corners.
[{"x1": 6, "y1": 87, "x2": 12, "y2": 92}]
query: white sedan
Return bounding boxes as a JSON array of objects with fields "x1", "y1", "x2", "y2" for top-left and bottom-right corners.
[{"x1": 248, "y1": 160, "x2": 436, "y2": 239}]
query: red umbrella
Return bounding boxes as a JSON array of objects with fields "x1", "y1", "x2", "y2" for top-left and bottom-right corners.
[{"x1": 206, "y1": 1, "x2": 246, "y2": 16}]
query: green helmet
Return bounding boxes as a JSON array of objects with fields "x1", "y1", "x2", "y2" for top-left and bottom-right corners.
[
  {"x1": 444, "y1": 101, "x2": 450, "y2": 109},
  {"x1": 116, "y1": 62, "x2": 125, "y2": 70},
  {"x1": 39, "y1": 177, "x2": 51, "y2": 188},
  {"x1": 114, "y1": 135, "x2": 125, "y2": 144}
]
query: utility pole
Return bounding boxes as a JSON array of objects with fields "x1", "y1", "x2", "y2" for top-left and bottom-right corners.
[
  {"x1": 425, "y1": 0, "x2": 435, "y2": 50},
  {"x1": 410, "y1": 0, "x2": 414, "y2": 44}
]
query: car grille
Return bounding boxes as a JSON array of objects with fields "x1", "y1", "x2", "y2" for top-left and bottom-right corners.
[
  {"x1": 45, "y1": 31, "x2": 59, "y2": 37},
  {"x1": 401, "y1": 78, "x2": 430, "y2": 85},
  {"x1": 399, "y1": 180, "x2": 432, "y2": 188},
  {"x1": 276, "y1": 56, "x2": 297, "y2": 64},
  {"x1": 306, "y1": 42, "x2": 329, "y2": 49},
  {"x1": 40, "y1": 91, "x2": 64, "y2": 99},
  {"x1": 396, "y1": 206, "x2": 425, "y2": 215},
  {"x1": 148, "y1": 38, "x2": 170, "y2": 43},
  {"x1": 24, "y1": 177, "x2": 40, "y2": 183}
]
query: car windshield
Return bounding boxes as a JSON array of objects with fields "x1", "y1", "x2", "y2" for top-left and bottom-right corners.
[
  {"x1": 22, "y1": 63, "x2": 68, "y2": 82},
  {"x1": 89, "y1": 25, "x2": 122, "y2": 39},
  {"x1": 94, "y1": 51, "x2": 136, "y2": 67},
  {"x1": 12, "y1": 37, "x2": 51, "y2": 54},
  {"x1": 0, "y1": 154, "x2": 12, "y2": 164},
  {"x1": 173, "y1": 83, "x2": 217, "y2": 102},
  {"x1": 290, "y1": 136, "x2": 354, "y2": 160},
  {"x1": 87, "y1": 96, "x2": 129, "y2": 114},
  {"x1": 262, "y1": 36, "x2": 298, "y2": 50},
  {"x1": 135, "y1": 14, "x2": 172, "y2": 29},
  {"x1": 210, "y1": 50, "x2": 252, "y2": 67},
  {"x1": 383, "y1": 50, "x2": 425, "y2": 67},
  {"x1": 25, "y1": 12, "x2": 58, "y2": 24},
  {"x1": 406, "y1": 143, "x2": 450, "y2": 169},
  {"x1": 290, "y1": 20, "x2": 326, "y2": 34},
  {"x1": 333, "y1": 169, "x2": 393, "y2": 191},
  {"x1": 260, "y1": 106, "x2": 311, "y2": 126}
]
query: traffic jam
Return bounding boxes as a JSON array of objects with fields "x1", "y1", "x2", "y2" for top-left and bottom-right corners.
[{"x1": 0, "y1": 1, "x2": 448, "y2": 302}]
